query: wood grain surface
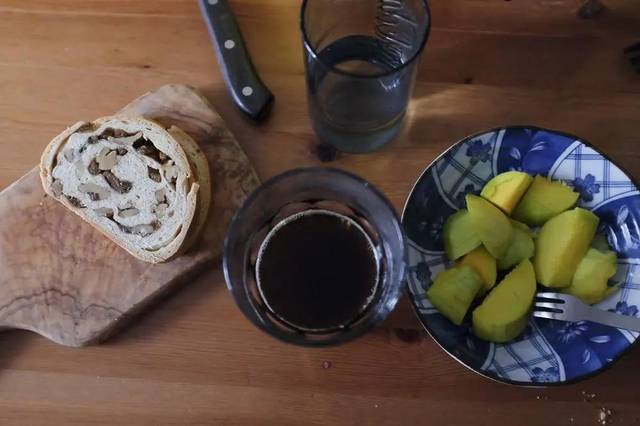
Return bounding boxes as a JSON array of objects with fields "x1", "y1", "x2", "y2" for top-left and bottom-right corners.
[
  {"x1": 0, "y1": 0, "x2": 639, "y2": 424},
  {"x1": 0, "y1": 84, "x2": 258, "y2": 347}
]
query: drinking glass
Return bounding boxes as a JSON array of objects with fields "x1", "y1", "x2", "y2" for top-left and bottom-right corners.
[
  {"x1": 301, "y1": 0, "x2": 431, "y2": 153},
  {"x1": 223, "y1": 168, "x2": 407, "y2": 346}
]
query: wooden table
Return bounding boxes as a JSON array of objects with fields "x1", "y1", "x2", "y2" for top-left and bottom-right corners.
[{"x1": 1, "y1": 1, "x2": 639, "y2": 424}]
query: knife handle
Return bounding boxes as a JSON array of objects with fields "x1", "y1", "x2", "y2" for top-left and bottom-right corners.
[{"x1": 198, "y1": 0, "x2": 274, "y2": 121}]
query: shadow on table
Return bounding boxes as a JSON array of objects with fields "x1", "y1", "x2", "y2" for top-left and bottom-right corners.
[{"x1": 0, "y1": 329, "x2": 38, "y2": 370}]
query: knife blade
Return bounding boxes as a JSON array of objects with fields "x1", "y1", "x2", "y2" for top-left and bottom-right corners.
[{"x1": 198, "y1": 0, "x2": 274, "y2": 121}]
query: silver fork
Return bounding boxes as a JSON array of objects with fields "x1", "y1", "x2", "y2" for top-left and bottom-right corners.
[{"x1": 534, "y1": 292, "x2": 640, "y2": 332}]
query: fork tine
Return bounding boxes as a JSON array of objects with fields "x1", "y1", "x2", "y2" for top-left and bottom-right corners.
[
  {"x1": 536, "y1": 292, "x2": 566, "y2": 303},
  {"x1": 534, "y1": 302, "x2": 564, "y2": 312},
  {"x1": 537, "y1": 292, "x2": 564, "y2": 298},
  {"x1": 533, "y1": 311, "x2": 560, "y2": 320}
]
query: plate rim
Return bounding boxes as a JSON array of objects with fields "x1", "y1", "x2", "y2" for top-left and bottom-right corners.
[{"x1": 401, "y1": 124, "x2": 640, "y2": 387}]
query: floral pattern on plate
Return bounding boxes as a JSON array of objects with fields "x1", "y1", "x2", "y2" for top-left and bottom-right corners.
[{"x1": 402, "y1": 126, "x2": 640, "y2": 385}]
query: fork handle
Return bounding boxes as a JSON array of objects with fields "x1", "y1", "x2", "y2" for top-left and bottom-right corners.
[{"x1": 587, "y1": 307, "x2": 640, "y2": 332}]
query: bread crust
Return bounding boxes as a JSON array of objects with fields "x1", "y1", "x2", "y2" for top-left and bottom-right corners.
[{"x1": 167, "y1": 125, "x2": 211, "y2": 253}]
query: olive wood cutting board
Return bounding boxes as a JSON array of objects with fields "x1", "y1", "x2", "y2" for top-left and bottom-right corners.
[{"x1": 0, "y1": 84, "x2": 260, "y2": 346}]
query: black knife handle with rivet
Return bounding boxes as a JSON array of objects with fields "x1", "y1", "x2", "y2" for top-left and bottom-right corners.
[{"x1": 198, "y1": 0, "x2": 274, "y2": 121}]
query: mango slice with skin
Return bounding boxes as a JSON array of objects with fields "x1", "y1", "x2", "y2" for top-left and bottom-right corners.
[
  {"x1": 481, "y1": 171, "x2": 533, "y2": 214},
  {"x1": 427, "y1": 266, "x2": 483, "y2": 326},
  {"x1": 458, "y1": 246, "x2": 497, "y2": 293},
  {"x1": 466, "y1": 194, "x2": 513, "y2": 259},
  {"x1": 512, "y1": 175, "x2": 579, "y2": 226},
  {"x1": 511, "y1": 219, "x2": 535, "y2": 238},
  {"x1": 534, "y1": 207, "x2": 599, "y2": 288},
  {"x1": 443, "y1": 209, "x2": 481, "y2": 260},
  {"x1": 563, "y1": 248, "x2": 617, "y2": 305},
  {"x1": 472, "y1": 259, "x2": 536, "y2": 343},
  {"x1": 497, "y1": 220, "x2": 535, "y2": 270}
]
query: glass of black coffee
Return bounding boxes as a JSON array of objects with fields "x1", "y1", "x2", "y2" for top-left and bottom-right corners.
[{"x1": 224, "y1": 168, "x2": 406, "y2": 346}]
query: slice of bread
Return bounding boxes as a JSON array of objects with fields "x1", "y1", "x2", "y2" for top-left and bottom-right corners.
[{"x1": 40, "y1": 116, "x2": 210, "y2": 263}]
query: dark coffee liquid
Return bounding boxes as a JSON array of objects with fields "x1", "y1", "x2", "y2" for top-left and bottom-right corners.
[{"x1": 256, "y1": 211, "x2": 379, "y2": 331}]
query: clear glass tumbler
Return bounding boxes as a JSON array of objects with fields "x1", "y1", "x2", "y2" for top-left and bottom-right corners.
[
  {"x1": 301, "y1": 0, "x2": 431, "y2": 153},
  {"x1": 223, "y1": 168, "x2": 407, "y2": 346}
]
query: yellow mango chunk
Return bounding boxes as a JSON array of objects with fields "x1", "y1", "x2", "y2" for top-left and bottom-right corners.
[
  {"x1": 466, "y1": 194, "x2": 513, "y2": 259},
  {"x1": 563, "y1": 248, "x2": 617, "y2": 304},
  {"x1": 512, "y1": 175, "x2": 579, "y2": 226},
  {"x1": 427, "y1": 266, "x2": 483, "y2": 326},
  {"x1": 472, "y1": 259, "x2": 536, "y2": 343},
  {"x1": 497, "y1": 221, "x2": 535, "y2": 270},
  {"x1": 481, "y1": 171, "x2": 533, "y2": 214},
  {"x1": 458, "y1": 246, "x2": 497, "y2": 293},
  {"x1": 534, "y1": 208, "x2": 599, "y2": 288},
  {"x1": 443, "y1": 209, "x2": 481, "y2": 260}
]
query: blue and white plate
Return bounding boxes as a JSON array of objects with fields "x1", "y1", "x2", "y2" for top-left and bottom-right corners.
[{"x1": 402, "y1": 126, "x2": 640, "y2": 385}]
